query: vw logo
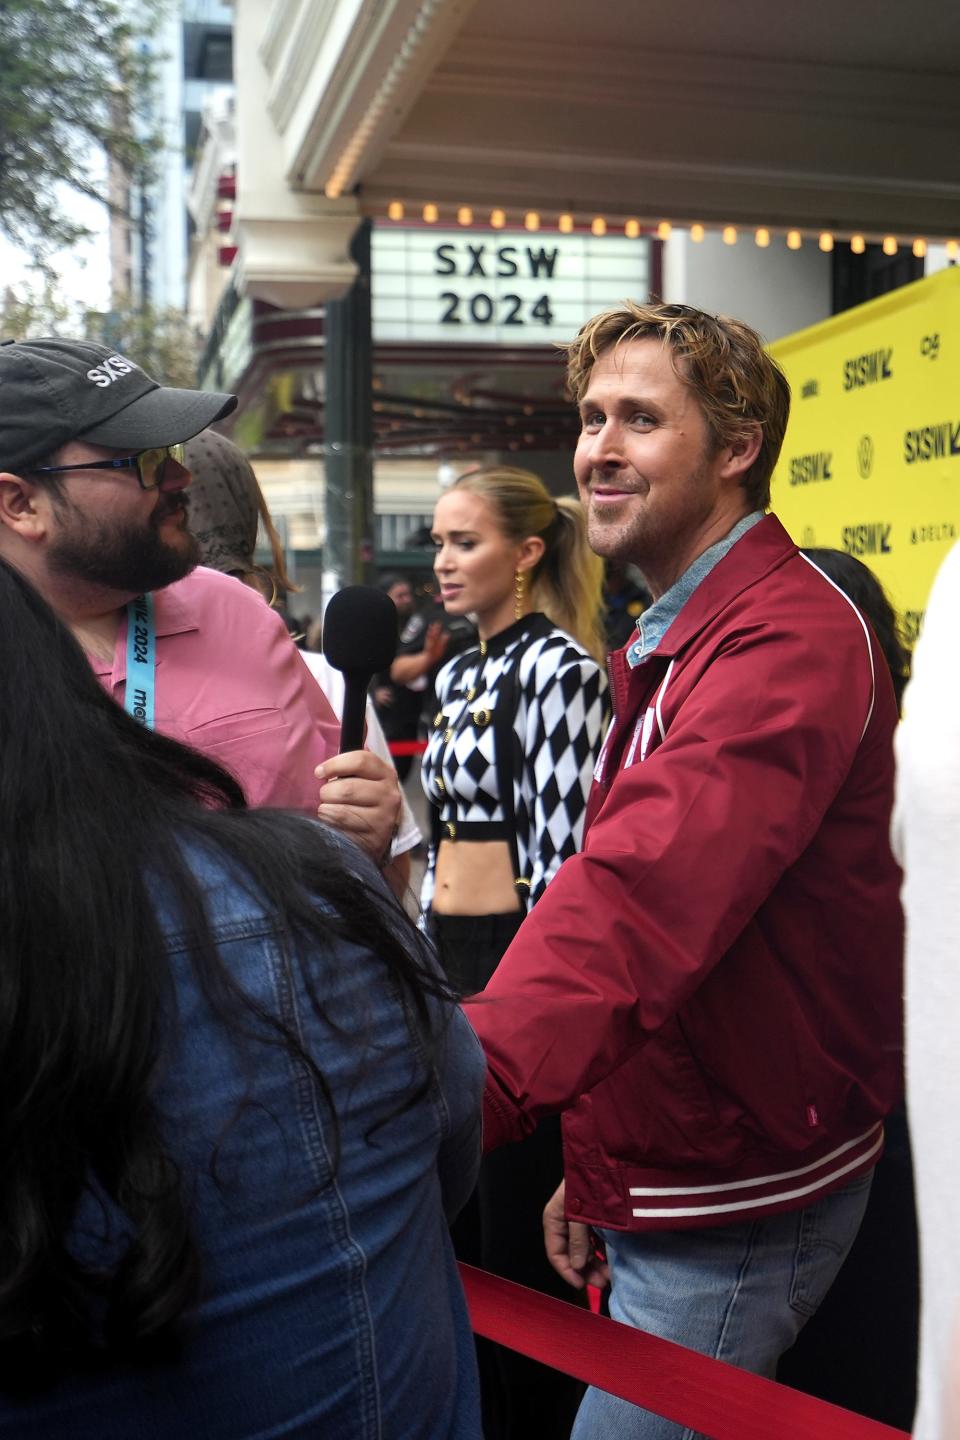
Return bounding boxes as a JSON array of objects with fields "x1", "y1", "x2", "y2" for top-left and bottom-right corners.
[{"x1": 857, "y1": 435, "x2": 874, "y2": 479}]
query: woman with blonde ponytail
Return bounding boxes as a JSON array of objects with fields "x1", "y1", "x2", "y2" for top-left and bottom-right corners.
[
  {"x1": 525, "y1": 493, "x2": 607, "y2": 665},
  {"x1": 423, "y1": 465, "x2": 607, "y2": 1439}
]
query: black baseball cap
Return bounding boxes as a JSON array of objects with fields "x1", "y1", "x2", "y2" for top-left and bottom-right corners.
[{"x1": 0, "y1": 337, "x2": 237, "y2": 474}]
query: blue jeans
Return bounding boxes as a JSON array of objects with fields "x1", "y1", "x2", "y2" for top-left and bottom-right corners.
[{"x1": 572, "y1": 1172, "x2": 873, "y2": 1440}]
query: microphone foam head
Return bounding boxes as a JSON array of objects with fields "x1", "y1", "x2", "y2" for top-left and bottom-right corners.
[{"x1": 322, "y1": 584, "x2": 399, "y2": 674}]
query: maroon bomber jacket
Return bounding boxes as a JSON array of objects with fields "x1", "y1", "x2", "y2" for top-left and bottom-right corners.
[{"x1": 467, "y1": 514, "x2": 903, "y2": 1232}]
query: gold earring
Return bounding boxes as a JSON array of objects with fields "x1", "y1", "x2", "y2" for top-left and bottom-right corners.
[{"x1": 514, "y1": 569, "x2": 526, "y2": 621}]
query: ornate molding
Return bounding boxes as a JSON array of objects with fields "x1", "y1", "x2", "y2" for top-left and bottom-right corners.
[
  {"x1": 265, "y1": 0, "x2": 340, "y2": 136},
  {"x1": 259, "y1": 0, "x2": 306, "y2": 78},
  {"x1": 265, "y1": 0, "x2": 477, "y2": 194},
  {"x1": 233, "y1": 196, "x2": 361, "y2": 308}
]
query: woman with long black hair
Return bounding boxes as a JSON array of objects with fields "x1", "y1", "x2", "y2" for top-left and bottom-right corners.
[{"x1": 0, "y1": 558, "x2": 484, "y2": 1438}]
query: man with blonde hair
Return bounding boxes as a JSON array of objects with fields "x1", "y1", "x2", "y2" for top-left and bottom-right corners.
[{"x1": 467, "y1": 302, "x2": 903, "y2": 1437}]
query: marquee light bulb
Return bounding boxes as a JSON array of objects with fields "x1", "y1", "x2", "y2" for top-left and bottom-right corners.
[
  {"x1": 913, "y1": 238, "x2": 927, "y2": 258},
  {"x1": 558, "y1": 213, "x2": 574, "y2": 233},
  {"x1": 387, "y1": 201, "x2": 404, "y2": 221},
  {"x1": 755, "y1": 228, "x2": 770, "y2": 247},
  {"x1": 690, "y1": 223, "x2": 705, "y2": 242},
  {"x1": 657, "y1": 221, "x2": 672, "y2": 240},
  {"x1": 490, "y1": 208, "x2": 506, "y2": 229},
  {"x1": 422, "y1": 203, "x2": 438, "y2": 223},
  {"x1": 524, "y1": 212, "x2": 540, "y2": 231},
  {"x1": 851, "y1": 234, "x2": 866, "y2": 254},
  {"x1": 819, "y1": 232, "x2": 834, "y2": 252},
  {"x1": 457, "y1": 206, "x2": 473, "y2": 226},
  {"x1": 786, "y1": 230, "x2": 802, "y2": 250},
  {"x1": 591, "y1": 216, "x2": 607, "y2": 236},
  {"x1": 882, "y1": 235, "x2": 898, "y2": 256},
  {"x1": 722, "y1": 226, "x2": 737, "y2": 245},
  {"x1": 625, "y1": 218, "x2": 640, "y2": 238},
  {"x1": 946, "y1": 239, "x2": 959, "y2": 259}
]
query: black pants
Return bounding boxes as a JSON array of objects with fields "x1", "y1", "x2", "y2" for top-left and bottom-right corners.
[{"x1": 431, "y1": 911, "x2": 584, "y2": 1440}]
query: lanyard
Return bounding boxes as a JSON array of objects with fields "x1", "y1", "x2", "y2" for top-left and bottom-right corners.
[{"x1": 124, "y1": 593, "x2": 156, "y2": 730}]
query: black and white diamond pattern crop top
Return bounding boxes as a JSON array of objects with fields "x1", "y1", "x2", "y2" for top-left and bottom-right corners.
[{"x1": 420, "y1": 613, "x2": 608, "y2": 911}]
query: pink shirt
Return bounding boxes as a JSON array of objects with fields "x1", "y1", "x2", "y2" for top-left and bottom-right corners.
[{"x1": 91, "y1": 567, "x2": 340, "y2": 811}]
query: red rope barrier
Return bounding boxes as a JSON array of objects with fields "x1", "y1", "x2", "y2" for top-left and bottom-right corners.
[
  {"x1": 459, "y1": 1265, "x2": 909, "y2": 1440},
  {"x1": 387, "y1": 740, "x2": 428, "y2": 757}
]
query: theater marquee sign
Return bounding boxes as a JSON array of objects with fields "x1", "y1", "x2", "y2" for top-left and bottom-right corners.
[
  {"x1": 770, "y1": 266, "x2": 960, "y2": 643},
  {"x1": 371, "y1": 227, "x2": 651, "y2": 346}
]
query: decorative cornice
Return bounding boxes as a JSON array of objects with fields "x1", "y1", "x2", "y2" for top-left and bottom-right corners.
[
  {"x1": 265, "y1": 0, "x2": 339, "y2": 136},
  {"x1": 259, "y1": 0, "x2": 305, "y2": 79},
  {"x1": 233, "y1": 197, "x2": 361, "y2": 308},
  {"x1": 265, "y1": 0, "x2": 478, "y2": 194}
]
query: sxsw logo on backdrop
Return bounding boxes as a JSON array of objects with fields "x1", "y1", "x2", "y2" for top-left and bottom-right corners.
[
  {"x1": 788, "y1": 451, "x2": 833, "y2": 486},
  {"x1": 842, "y1": 348, "x2": 893, "y2": 390},
  {"x1": 801, "y1": 379, "x2": 819, "y2": 399},
  {"x1": 842, "y1": 522, "x2": 892, "y2": 556},
  {"x1": 903, "y1": 420, "x2": 960, "y2": 464}
]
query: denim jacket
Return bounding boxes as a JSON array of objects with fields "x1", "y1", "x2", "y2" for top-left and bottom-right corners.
[{"x1": 0, "y1": 840, "x2": 485, "y2": 1438}]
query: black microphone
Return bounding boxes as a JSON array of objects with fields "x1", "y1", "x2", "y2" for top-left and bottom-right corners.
[{"x1": 322, "y1": 585, "x2": 399, "y2": 753}]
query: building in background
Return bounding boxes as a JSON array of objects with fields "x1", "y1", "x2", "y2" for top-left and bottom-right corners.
[
  {"x1": 224, "y1": 0, "x2": 959, "y2": 327},
  {"x1": 133, "y1": 0, "x2": 960, "y2": 605},
  {"x1": 110, "y1": 0, "x2": 232, "y2": 312}
]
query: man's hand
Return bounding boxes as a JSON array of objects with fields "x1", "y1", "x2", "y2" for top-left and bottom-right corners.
[
  {"x1": 390, "y1": 622, "x2": 450, "y2": 686},
  {"x1": 315, "y1": 750, "x2": 402, "y2": 865},
  {"x1": 543, "y1": 1180, "x2": 610, "y2": 1292},
  {"x1": 423, "y1": 621, "x2": 449, "y2": 666}
]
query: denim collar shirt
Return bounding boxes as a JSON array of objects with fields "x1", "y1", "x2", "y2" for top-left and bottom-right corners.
[{"x1": 626, "y1": 511, "x2": 765, "y2": 668}]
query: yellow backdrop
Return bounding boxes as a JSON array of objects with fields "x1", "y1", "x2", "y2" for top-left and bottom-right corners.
[{"x1": 770, "y1": 266, "x2": 960, "y2": 644}]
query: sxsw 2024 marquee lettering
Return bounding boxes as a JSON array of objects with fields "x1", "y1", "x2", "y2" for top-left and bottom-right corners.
[{"x1": 435, "y1": 243, "x2": 557, "y2": 328}]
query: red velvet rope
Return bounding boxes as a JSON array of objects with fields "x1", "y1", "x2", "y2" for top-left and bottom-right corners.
[
  {"x1": 459, "y1": 1264, "x2": 909, "y2": 1440},
  {"x1": 387, "y1": 740, "x2": 428, "y2": 757}
]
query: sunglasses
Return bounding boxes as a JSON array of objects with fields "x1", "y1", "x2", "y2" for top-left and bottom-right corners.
[{"x1": 28, "y1": 443, "x2": 187, "y2": 491}]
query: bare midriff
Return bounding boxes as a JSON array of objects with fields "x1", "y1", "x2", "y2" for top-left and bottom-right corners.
[{"x1": 431, "y1": 838, "x2": 521, "y2": 915}]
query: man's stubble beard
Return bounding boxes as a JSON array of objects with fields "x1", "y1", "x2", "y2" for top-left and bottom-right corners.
[
  {"x1": 585, "y1": 488, "x2": 662, "y2": 569},
  {"x1": 47, "y1": 501, "x2": 201, "y2": 595},
  {"x1": 583, "y1": 451, "x2": 717, "y2": 570},
  {"x1": 587, "y1": 508, "x2": 644, "y2": 565}
]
